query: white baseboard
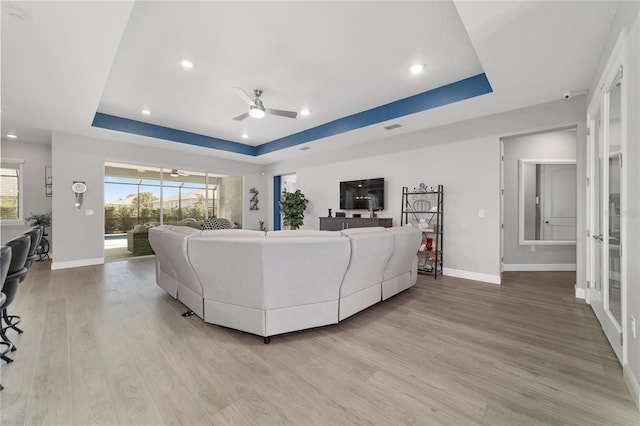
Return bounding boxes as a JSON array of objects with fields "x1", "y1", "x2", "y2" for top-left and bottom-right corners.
[
  {"x1": 623, "y1": 364, "x2": 640, "y2": 411},
  {"x1": 503, "y1": 263, "x2": 576, "y2": 271},
  {"x1": 575, "y1": 287, "x2": 586, "y2": 299},
  {"x1": 51, "y1": 257, "x2": 104, "y2": 270},
  {"x1": 443, "y1": 268, "x2": 501, "y2": 285}
]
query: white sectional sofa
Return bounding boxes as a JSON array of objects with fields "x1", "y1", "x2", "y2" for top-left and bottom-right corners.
[{"x1": 148, "y1": 225, "x2": 422, "y2": 343}]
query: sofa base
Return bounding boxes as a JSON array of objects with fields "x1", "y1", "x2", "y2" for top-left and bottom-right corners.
[
  {"x1": 157, "y1": 269, "x2": 178, "y2": 298},
  {"x1": 382, "y1": 271, "x2": 413, "y2": 300},
  {"x1": 339, "y1": 284, "x2": 381, "y2": 321},
  {"x1": 178, "y1": 284, "x2": 204, "y2": 319},
  {"x1": 204, "y1": 299, "x2": 339, "y2": 338},
  {"x1": 265, "y1": 300, "x2": 338, "y2": 336}
]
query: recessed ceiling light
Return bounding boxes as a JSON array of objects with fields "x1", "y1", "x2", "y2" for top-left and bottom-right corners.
[
  {"x1": 301, "y1": 109, "x2": 310, "y2": 117},
  {"x1": 181, "y1": 59, "x2": 194, "y2": 69},
  {"x1": 141, "y1": 109, "x2": 151, "y2": 115},
  {"x1": 410, "y1": 64, "x2": 424, "y2": 74},
  {"x1": 6, "y1": 134, "x2": 17, "y2": 139},
  {"x1": 242, "y1": 133, "x2": 249, "y2": 139}
]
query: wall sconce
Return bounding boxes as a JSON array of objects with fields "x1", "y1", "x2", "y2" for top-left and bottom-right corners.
[{"x1": 71, "y1": 181, "x2": 87, "y2": 209}]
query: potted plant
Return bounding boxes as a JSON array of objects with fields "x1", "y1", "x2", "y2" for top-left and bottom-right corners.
[
  {"x1": 25, "y1": 212, "x2": 52, "y2": 229},
  {"x1": 279, "y1": 189, "x2": 309, "y2": 230}
]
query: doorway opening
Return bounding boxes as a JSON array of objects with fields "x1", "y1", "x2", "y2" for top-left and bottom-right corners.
[{"x1": 500, "y1": 127, "x2": 577, "y2": 274}]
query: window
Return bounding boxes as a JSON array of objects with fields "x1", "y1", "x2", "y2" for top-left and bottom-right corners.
[{"x1": 0, "y1": 160, "x2": 24, "y2": 223}]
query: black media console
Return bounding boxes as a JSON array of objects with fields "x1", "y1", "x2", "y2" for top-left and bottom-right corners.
[{"x1": 319, "y1": 217, "x2": 392, "y2": 231}]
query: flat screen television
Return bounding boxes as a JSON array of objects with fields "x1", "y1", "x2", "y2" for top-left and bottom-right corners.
[{"x1": 340, "y1": 178, "x2": 384, "y2": 211}]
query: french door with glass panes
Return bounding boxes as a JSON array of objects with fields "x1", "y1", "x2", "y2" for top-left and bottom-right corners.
[{"x1": 587, "y1": 49, "x2": 624, "y2": 363}]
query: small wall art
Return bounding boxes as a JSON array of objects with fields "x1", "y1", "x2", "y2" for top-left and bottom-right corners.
[{"x1": 249, "y1": 187, "x2": 259, "y2": 211}]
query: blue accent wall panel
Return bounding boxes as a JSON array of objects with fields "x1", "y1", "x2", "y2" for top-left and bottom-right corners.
[
  {"x1": 273, "y1": 176, "x2": 282, "y2": 231},
  {"x1": 92, "y1": 113, "x2": 256, "y2": 156},
  {"x1": 256, "y1": 73, "x2": 492, "y2": 155}
]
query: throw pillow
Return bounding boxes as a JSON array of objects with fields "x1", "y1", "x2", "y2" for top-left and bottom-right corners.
[{"x1": 201, "y1": 218, "x2": 233, "y2": 230}]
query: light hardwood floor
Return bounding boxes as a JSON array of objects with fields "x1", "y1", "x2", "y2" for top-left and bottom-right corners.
[{"x1": 1, "y1": 259, "x2": 638, "y2": 425}]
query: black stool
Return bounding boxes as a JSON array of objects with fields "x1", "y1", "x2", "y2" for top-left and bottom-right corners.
[
  {"x1": 23, "y1": 226, "x2": 43, "y2": 272},
  {"x1": 1, "y1": 235, "x2": 30, "y2": 350},
  {"x1": 1, "y1": 245, "x2": 14, "y2": 391}
]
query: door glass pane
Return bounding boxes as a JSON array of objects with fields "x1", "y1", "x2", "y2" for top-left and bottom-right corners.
[
  {"x1": 104, "y1": 163, "x2": 162, "y2": 260},
  {"x1": 607, "y1": 78, "x2": 622, "y2": 325},
  {"x1": 593, "y1": 107, "x2": 603, "y2": 293},
  {"x1": 161, "y1": 169, "x2": 207, "y2": 224}
]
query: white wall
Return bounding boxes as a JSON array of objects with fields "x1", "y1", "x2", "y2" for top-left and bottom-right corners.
[
  {"x1": 265, "y1": 96, "x2": 586, "y2": 285},
  {"x1": 590, "y1": 1, "x2": 640, "y2": 407},
  {"x1": 50, "y1": 132, "x2": 265, "y2": 269},
  {"x1": 0, "y1": 139, "x2": 53, "y2": 247},
  {"x1": 502, "y1": 130, "x2": 577, "y2": 269}
]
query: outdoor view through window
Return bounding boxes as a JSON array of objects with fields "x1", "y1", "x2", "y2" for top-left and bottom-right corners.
[{"x1": 104, "y1": 162, "x2": 242, "y2": 260}]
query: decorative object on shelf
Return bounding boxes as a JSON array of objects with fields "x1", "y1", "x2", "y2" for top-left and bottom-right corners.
[
  {"x1": 71, "y1": 181, "x2": 87, "y2": 209},
  {"x1": 413, "y1": 199, "x2": 431, "y2": 212},
  {"x1": 426, "y1": 185, "x2": 435, "y2": 192},
  {"x1": 279, "y1": 189, "x2": 309, "y2": 230},
  {"x1": 249, "y1": 187, "x2": 260, "y2": 211},
  {"x1": 426, "y1": 237, "x2": 433, "y2": 252},
  {"x1": 259, "y1": 220, "x2": 265, "y2": 232},
  {"x1": 327, "y1": 208, "x2": 333, "y2": 217},
  {"x1": 44, "y1": 165, "x2": 52, "y2": 197},
  {"x1": 418, "y1": 182, "x2": 427, "y2": 192}
]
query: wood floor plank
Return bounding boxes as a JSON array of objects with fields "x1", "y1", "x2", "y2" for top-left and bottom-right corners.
[
  {"x1": 1, "y1": 260, "x2": 639, "y2": 425},
  {"x1": 24, "y1": 298, "x2": 72, "y2": 426}
]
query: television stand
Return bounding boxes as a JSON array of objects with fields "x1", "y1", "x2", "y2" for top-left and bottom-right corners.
[{"x1": 319, "y1": 217, "x2": 392, "y2": 231}]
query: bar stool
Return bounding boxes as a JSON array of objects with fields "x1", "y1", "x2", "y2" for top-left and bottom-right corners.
[
  {"x1": 23, "y1": 226, "x2": 43, "y2": 271},
  {"x1": 1, "y1": 235, "x2": 30, "y2": 350},
  {"x1": 1, "y1": 245, "x2": 14, "y2": 391}
]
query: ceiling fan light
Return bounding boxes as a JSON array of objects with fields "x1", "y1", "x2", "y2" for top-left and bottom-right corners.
[
  {"x1": 410, "y1": 63, "x2": 425, "y2": 74},
  {"x1": 249, "y1": 107, "x2": 265, "y2": 119}
]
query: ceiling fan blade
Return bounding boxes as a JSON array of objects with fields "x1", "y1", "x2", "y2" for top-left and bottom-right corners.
[
  {"x1": 232, "y1": 111, "x2": 250, "y2": 121},
  {"x1": 233, "y1": 87, "x2": 256, "y2": 106},
  {"x1": 266, "y1": 108, "x2": 298, "y2": 119}
]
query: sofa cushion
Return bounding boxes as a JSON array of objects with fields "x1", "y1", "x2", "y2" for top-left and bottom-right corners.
[
  {"x1": 266, "y1": 230, "x2": 342, "y2": 238},
  {"x1": 200, "y1": 229, "x2": 265, "y2": 237},
  {"x1": 172, "y1": 226, "x2": 201, "y2": 235},
  {"x1": 340, "y1": 226, "x2": 386, "y2": 236}
]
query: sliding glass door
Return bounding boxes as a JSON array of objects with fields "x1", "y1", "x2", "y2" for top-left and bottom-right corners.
[{"x1": 104, "y1": 162, "x2": 243, "y2": 260}]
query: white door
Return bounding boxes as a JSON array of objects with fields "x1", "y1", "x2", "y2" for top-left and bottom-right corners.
[
  {"x1": 587, "y1": 65, "x2": 623, "y2": 362},
  {"x1": 540, "y1": 164, "x2": 577, "y2": 240}
]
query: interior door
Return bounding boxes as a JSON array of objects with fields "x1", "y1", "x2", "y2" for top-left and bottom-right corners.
[
  {"x1": 540, "y1": 164, "x2": 577, "y2": 240},
  {"x1": 588, "y1": 68, "x2": 623, "y2": 362}
]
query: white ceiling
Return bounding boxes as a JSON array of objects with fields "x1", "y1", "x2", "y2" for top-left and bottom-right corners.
[{"x1": 1, "y1": 1, "x2": 619, "y2": 164}]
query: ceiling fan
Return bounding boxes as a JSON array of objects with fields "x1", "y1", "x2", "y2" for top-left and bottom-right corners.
[
  {"x1": 169, "y1": 169, "x2": 188, "y2": 177},
  {"x1": 232, "y1": 88, "x2": 298, "y2": 121}
]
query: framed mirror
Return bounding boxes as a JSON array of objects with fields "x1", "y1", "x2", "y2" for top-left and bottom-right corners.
[{"x1": 519, "y1": 159, "x2": 576, "y2": 245}]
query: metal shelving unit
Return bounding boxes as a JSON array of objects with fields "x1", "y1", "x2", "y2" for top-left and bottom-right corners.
[{"x1": 401, "y1": 185, "x2": 444, "y2": 278}]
